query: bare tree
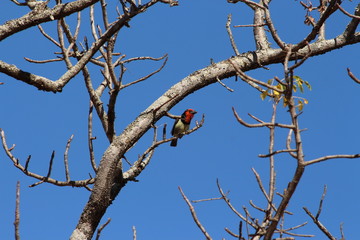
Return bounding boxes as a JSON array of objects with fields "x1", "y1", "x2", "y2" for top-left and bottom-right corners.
[{"x1": 0, "y1": 0, "x2": 359, "y2": 239}]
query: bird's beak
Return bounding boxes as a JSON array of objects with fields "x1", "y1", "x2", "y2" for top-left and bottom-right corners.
[{"x1": 191, "y1": 110, "x2": 197, "y2": 114}]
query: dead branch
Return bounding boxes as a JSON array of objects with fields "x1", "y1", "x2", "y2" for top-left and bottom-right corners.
[
  {"x1": 293, "y1": 0, "x2": 340, "y2": 52},
  {"x1": 340, "y1": 223, "x2": 345, "y2": 240},
  {"x1": 275, "y1": 221, "x2": 313, "y2": 238},
  {"x1": 258, "y1": 149, "x2": 297, "y2": 158},
  {"x1": 226, "y1": 14, "x2": 240, "y2": 56},
  {"x1": 178, "y1": 187, "x2": 212, "y2": 240},
  {"x1": 10, "y1": 0, "x2": 26, "y2": 6},
  {"x1": 24, "y1": 57, "x2": 63, "y2": 64},
  {"x1": 120, "y1": 54, "x2": 168, "y2": 89},
  {"x1": 38, "y1": 25, "x2": 61, "y2": 47},
  {"x1": 88, "y1": 104, "x2": 98, "y2": 172},
  {"x1": 229, "y1": 59, "x2": 281, "y2": 95},
  {"x1": 132, "y1": 226, "x2": 137, "y2": 240},
  {"x1": 191, "y1": 196, "x2": 225, "y2": 203},
  {"x1": 45, "y1": 150, "x2": 55, "y2": 180},
  {"x1": 64, "y1": 134, "x2": 74, "y2": 182},
  {"x1": 216, "y1": 76, "x2": 234, "y2": 92},
  {"x1": 267, "y1": 101, "x2": 277, "y2": 204},
  {"x1": 337, "y1": 3, "x2": 360, "y2": 20},
  {"x1": 228, "y1": 0, "x2": 265, "y2": 10},
  {"x1": 347, "y1": 68, "x2": 360, "y2": 84},
  {"x1": 234, "y1": 23, "x2": 266, "y2": 28},
  {"x1": 303, "y1": 207, "x2": 336, "y2": 240},
  {"x1": 305, "y1": 153, "x2": 360, "y2": 166},
  {"x1": 14, "y1": 181, "x2": 20, "y2": 240},
  {"x1": 232, "y1": 107, "x2": 295, "y2": 129},
  {"x1": 216, "y1": 179, "x2": 257, "y2": 229},
  {"x1": 0, "y1": 0, "x2": 162, "y2": 92},
  {"x1": 0, "y1": 129, "x2": 95, "y2": 188},
  {"x1": 95, "y1": 218, "x2": 111, "y2": 240},
  {"x1": 316, "y1": 185, "x2": 327, "y2": 219},
  {"x1": 252, "y1": 168, "x2": 270, "y2": 202},
  {"x1": 225, "y1": 227, "x2": 239, "y2": 238},
  {"x1": 262, "y1": 3, "x2": 286, "y2": 49}
]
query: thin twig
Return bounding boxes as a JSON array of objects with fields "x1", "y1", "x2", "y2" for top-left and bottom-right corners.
[
  {"x1": 178, "y1": 187, "x2": 212, "y2": 240},
  {"x1": 293, "y1": 0, "x2": 340, "y2": 52},
  {"x1": 226, "y1": 14, "x2": 240, "y2": 56},
  {"x1": 340, "y1": 223, "x2": 345, "y2": 240},
  {"x1": 289, "y1": 43, "x2": 312, "y2": 71},
  {"x1": 232, "y1": 107, "x2": 294, "y2": 129},
  {"x1": 14, "y1": 181, "x2": 20, "y2": 240},
  {"x1": 347, "y1": 68, "x2": 360, "y2": 84},
  {"x1": 216, "y1": 179, "x2": 257, "y2": 229},
  {"x1": 64, "y1": 134, "x2": 74, "y2": 182},
  {"x1": 216, "y1": 76, "x2": 234, "y2": 92},
  {"x1": 120, "y1": 55, "x2": 168, "y2": 90},
  {"x1": 303, "y1": 207, "x2": 336, "y2": 240},
  {"x1": 235, "y1": 0, "x2": 266, "y2": 10},
  {"x1": 191, "y1": 196, "x2": 225, "y2": 203},
  {"x1": 229, "y1": 59, "x2": 281, "y2": 95},
  {"x1": 234, "y1": 23, "x2": 266, "y2": 28},
  {"x1": 10, "y1": 0, "x2": 26, "y2": 6},
  {"x1": 46, "y1": 151, "x2": 56, "y2": 179},
  {"x1": 95, "y1": 218, "x2": 111, "y2": 240},
  {"x1": 337, "y1": 3, "x2": 360, "y2": 19},
  {"x1": 225, "y1": 227, "x2": 239, "y2": 238},
  {"x1": 315, "y1": 185, "x2": 327, "y2": 219},
  {"x1": 58, "y1": 19, "x2": 73, "y2": 69},
  {"x1": 24, "y1": 57, "x2": 63, "y2": 64},
  {"x1": 268, "y1": 101, "x2": 277, "y2": 204},
  {"x1": 24, "y1": 155, "x2": 31, "y2": 173},
  {"x1": 262, "y1": 4, "x2": 286, "y2": 49},
  {"x1": 305, "y1": 154, "x2": 360, "y2": 166},
  {"x1": 37, "y1": 25, "x2": 61, "y2": 47},
  {"x1": 132, "y1": 226, "x2": 137, "y2": 240},
  {"x1": 258, "y1": 149, "x2": 297, "y2": 158},
  {"x1": 100, "y1": 0, "x2": 110, "y2": 29},
  {"x1": 88, "y1": 104, "x2": 98, "y2": 172}
]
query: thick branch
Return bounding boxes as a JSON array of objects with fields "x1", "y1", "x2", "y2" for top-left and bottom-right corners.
[
  {"x1": 0, "y1": 0, "x2": 159, "y2": 92},
  {"x1": 71, "y1": 33, "x2": 360, "y2": 239},
  {"x1": 0, "y1": 0, "x2": 101, "y2": 41}
]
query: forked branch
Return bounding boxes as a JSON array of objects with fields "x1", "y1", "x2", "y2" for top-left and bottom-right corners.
[
  {"x1": 179, "y1": 186, "x2": 212, "y2": 240},
  {"x1": 0, "y1": 129, "x2": 95, "y2": 188}
]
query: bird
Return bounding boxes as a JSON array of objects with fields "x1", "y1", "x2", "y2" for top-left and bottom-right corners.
[{"x1": 170, "y1": 109, "x2": 197, "y2": 147}]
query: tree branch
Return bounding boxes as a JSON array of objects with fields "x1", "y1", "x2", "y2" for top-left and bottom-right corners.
[
  {"x1": 14, "y1": 181, "x2": 20, "y2": 240},
  {"x1": 178, "y1": 187, "x2": 213, "y2": 240},
  {"x1": 0, "y1": 129, "x2": 95, "y2": 188},
  {"x1": 1, "y1": 0, "x2": 100, "y2": 41}
]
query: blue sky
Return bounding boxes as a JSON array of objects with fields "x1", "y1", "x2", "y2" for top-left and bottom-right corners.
[{"x1": 1, "y1": 0, "x2": 359, "y2": 239}]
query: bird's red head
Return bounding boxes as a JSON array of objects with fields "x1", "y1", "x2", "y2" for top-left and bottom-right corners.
[{"x1": 182, "y1": 109, "x2": 197, "y2": 123}]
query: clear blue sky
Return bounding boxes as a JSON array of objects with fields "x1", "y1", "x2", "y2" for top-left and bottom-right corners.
[{"x1": 1, "y1": 0, "x2": 359, "y2": 239}]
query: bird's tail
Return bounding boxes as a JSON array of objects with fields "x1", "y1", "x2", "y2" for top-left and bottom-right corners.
[{"x1": 170, "y1": 139, "x2": 177, "y2": 147}]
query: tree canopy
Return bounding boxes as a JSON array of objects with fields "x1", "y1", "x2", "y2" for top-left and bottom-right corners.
[{"x1": 0, "y1": 0, "x2": 360, "y2": 239}]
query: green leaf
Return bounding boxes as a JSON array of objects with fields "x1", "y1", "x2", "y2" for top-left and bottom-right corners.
[
  {"x1": 298, "y1": 81, "x2": 304, "y2": 93},
  {"x1": 304, "y1": 81, "x2": 312, "y2": 90},
  {"x1": 260, "y1": 90, "x2": 268, "y2": 100},
  {"x1": 298, "y1": 100, "x2": 304, "y2": 111}
]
